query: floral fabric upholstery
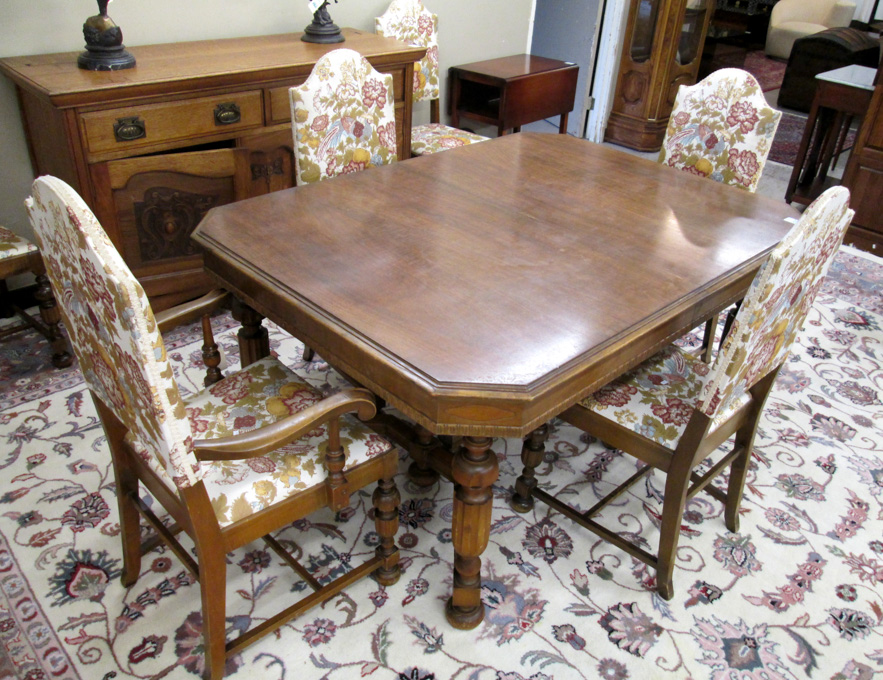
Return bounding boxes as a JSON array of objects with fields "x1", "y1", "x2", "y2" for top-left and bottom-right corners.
[
  {"x1": 289, "y1": 48, "x2": 397, "y2": 185},
  {"x1": 579, "y1": 186, "x2": 853, "y2": 446},
  {"x1": 375, "y1": 0, "x2": 489, "y2": 156},
  {"x1": 697, "y1": 186, "x2": 853, "y2": 415},
  {"x1": 580, "y1": 345, "x2": 750, "y2": 447},
  {"x1": 26, "y1": 176, "x2": 199, "y2": 488},
  {"x1": 27, "y1": 176, "x2": 395, "y2": 523},
  {"x1": 0, "y1": 225, "x2": 37, "y2": 260},
  {"x1": 181, "y1": 357, "x2": 392, "y2": 527},
  {"x1": 410, "y1": 123, "x2": 489, "y2": 155},
  {"x1": 375, "y1": 0, "x2": 440, "y2": 105},
  {"x1": 659, "y1": 68, "x2": 781, "y2": 193}
]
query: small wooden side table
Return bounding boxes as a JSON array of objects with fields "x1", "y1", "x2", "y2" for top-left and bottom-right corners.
[
  {"x1": 448, "y1": 55, "x2": 579, "y2": 136},
  {"x1": 785, "y1": 65, "x2": 876, "y2": 206}
]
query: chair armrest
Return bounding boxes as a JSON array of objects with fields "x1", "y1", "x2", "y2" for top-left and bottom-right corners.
[
  {"x1": 770, "y1": 0, "x2": 806, "y2": 26},
  {"x1": 191, "y1": 387, "x2": 378, "y2": 461},
  {"x1": 825, "y1": 1, "x2": 856, "y2": 28},
  {"x1": 155, "y1": 289, "x2": 231, "y2": 333}
]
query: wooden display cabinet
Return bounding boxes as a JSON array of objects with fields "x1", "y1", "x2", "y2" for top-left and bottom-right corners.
[
  {"x1": 842, "y1": 77, "x2": 883, "y2": 254},
  {"x1": 604, "y1": 0, "x2": 714, "y2": 151},
  {"x1": 0, "y1": 29, "x2": 424, "y2": 310}
]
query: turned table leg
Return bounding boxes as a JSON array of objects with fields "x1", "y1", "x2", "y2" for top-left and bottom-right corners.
[
  {"x1": 446, "y1": 436, "x2": 499, "y2": 629},
  {"x1": 407, "y1": 425, "x2": 442, "y2": 488},
  {"x1": 231, "y1": 298, "x2": 270, "y2": 366},
  {"x1": 510, "y1": 424, "x2": 548, "y2": 513}
]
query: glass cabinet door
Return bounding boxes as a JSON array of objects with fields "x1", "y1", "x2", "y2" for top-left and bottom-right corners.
[
  {"x1": 631, "y1": 0, "x2": 662, "y2": 62},
  {"x1": 678, "y1": 0, "x2": 709, "y2": 65}
]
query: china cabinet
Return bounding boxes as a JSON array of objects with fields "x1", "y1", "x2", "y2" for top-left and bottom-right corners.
[{"x1": 604, "y1": 0, "x2": 714, "y2": 151}]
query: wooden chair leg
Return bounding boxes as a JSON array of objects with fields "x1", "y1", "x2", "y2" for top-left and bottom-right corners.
[
  {"x1": 187, "y1": 487, "x2": 229, "y2": 680},
  {"x1": 0, "y1": 279, "x2": 13, "y2": 318},
  {"x1": 33, "y1": 271, "x2": 73, "y2": 368},
  {"x1": 302, "y1": 345, "x2": 315, "y2": 361},
  {"x1": 724, "y1": 369, "x2": 778, "y2": 532},
  {"x1": 199, "y1": 555, "x2": 228, "y2": 680},
  {"x1": 372, "y1": 475, "x2": 401, "y2": 585},
  {"x1": 656, "y1": 462, "x2": 693, "y2": 600},
  {"x1": 201, "y1": 315, "x2": 223, "y2": 386},
  {"x1": 724, "y1": 443, "x2": 751, "y2": 533},
  {"x1": 719, "y1": 301, "x2": 741, "y2": 351},
  {"x1": 94, "y1": 397, "x2": 143, "y2": 586},
  {"x1": 510, "y1": 424, "x2": 549, "y2": 512},
  {"x1": 701, "y1": 315, "x2": 717, "y2": 363}
]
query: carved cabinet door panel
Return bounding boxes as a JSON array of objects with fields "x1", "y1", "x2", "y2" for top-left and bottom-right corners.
[
  {"x1": 242, "y1": 129, "x2": 297, "y2": 197},
  {"x1": 90, "y1": 148, "x2": 251, "y2": 311}
]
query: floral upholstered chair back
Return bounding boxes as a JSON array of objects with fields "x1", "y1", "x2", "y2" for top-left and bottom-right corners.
[
  {"x1": 659, "y1": 68, "x2": 781, "y2": 193},
  {"x1": 698, "y1": 186, "x2": 853, "y2": 417},
  {"x1": 26, "y1": 176, "x2": 200, "y2": 489},
  {"x1": 375, "y1": 0, "x2": 439, "y2": 105},
  {"x1": 289, "y1": 48, "x2": 398, "y2": 185}
]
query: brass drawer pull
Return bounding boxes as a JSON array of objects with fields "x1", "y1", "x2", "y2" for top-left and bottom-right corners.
[
  {"x1": 214, "y1": 102, "x2": 241, "y2": 125},
  {"x1": 113, "y1": 116, "x2": 146, "y2": 142}
]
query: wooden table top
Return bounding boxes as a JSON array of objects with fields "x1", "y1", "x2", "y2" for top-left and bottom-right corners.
[
  {"x1": 0, "y1": 29, "x2": 424, "y2": 107},
  {"x1": 194, "y1": 133, "x2": 798, "y2": 437},
  {"x1": 449, "y1": 54, "x2": 576, "y2": 80}
]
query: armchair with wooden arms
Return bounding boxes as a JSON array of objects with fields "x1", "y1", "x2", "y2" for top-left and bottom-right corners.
[
  {"x1": 510, "y1": 186, "x2": 853, "y2": 600},
  {"x1": 376, "y1": 0, "x2": 489, "y2": 156},
  {"x1": 660, "y1": 67, "x2": 782, "y2": 360},
  {"x1": 26, "y1": 175, "x2": 401, "y2": 680}
]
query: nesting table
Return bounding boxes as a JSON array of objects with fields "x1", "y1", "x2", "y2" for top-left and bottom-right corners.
[
  {"x1": 448, "y1": 55, "x2": 579, "y2": 135},
  {"x1": 785, "y1": 65, "x2": 877, "y2": 206}
]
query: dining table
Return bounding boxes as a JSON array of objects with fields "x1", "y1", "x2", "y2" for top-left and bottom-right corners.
[{"x1": 192, "y1": 132, "x2": 799, "y2": 629}]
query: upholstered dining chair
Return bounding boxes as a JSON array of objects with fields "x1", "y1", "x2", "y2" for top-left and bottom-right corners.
[
  {"x1": 375, "y1": 0, "x2": 489, "y2": 156},
  {"x1": 27, "y1": 175, "x2": 401, "y2": 680},
  {"x1": 289, "y1": 48, "x2": 399, "y2": 185},
  {"x1": 660, "y1": 67, "x2": 782, "y2": 360},
  {"x1": 660, "y1": 68, "x2": 781, "y2": 195},
  {"x1": 511, "y1": 186, "x2": 853, "y2": 600},
  {"x1": 0, "y1": 225, "x2": 71, "y2": 367}
]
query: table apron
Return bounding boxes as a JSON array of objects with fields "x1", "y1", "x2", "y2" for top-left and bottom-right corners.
[{"x1": 202, "y1": 248, "x2": 759, "y2": 439}]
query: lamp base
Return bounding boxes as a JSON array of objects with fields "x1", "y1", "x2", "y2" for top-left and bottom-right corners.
[
  {"x1": 78, "y1": 45, "x2": 136, "y2": 71},
  {"x1": 301, "y1": 21, "x2": 345, "y2": 44}
]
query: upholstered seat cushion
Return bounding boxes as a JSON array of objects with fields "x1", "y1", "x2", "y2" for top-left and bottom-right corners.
[
  {"x1": 129, "y1": 356, "x2": 395, "y2": 527},
  {"x1": 578, "y1": 345, "x2": 750, "y2": 447},
  {"x1": 0, "y1": 226, "x2": 37, "y2": 260},
  {"x1": 410, "y1": 123, "x2": 489, "y2": 155}
]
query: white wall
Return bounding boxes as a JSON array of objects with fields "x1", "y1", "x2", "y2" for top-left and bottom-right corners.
[{"x1": 0, "y1": 0, "x2": 534, "y2": 245}]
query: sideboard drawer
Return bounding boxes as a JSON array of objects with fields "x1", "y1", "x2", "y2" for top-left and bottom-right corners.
[
  {"x1": 80, "y1": 90, "x2": 264, "y2": 157},
  {"x1": 267, "y1": 81, "x2": 307, "y2": 125},
  {"x1": 266, "y1": 68, "x2": 405, "y2": 125}
]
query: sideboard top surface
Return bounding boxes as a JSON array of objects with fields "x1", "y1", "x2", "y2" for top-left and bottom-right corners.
[{"x1": 0, "y1": 28, "x2": 424, "y2": 107}]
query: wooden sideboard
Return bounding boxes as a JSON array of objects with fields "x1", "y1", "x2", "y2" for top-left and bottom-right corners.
[
  {"x1": 0, "y1": 29, "x2": 424, "y2": 310},
  {"x1": 842, "y1": 77, "x2": 883, "y2": 254}
]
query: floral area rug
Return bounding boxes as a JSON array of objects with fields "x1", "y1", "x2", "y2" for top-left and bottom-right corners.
[
  {"x1": 769, "y1": 111, "x2": 809, "y2": 166},
  {"x1": 1, "y1": 247, "x2": 882, "y2": 680},
  {"x1": 705, "y1": 48, "x2": 787, "y2": 93},
  {"x1": 768, "y1": 111, "x2": 857, "y2": 168}
]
